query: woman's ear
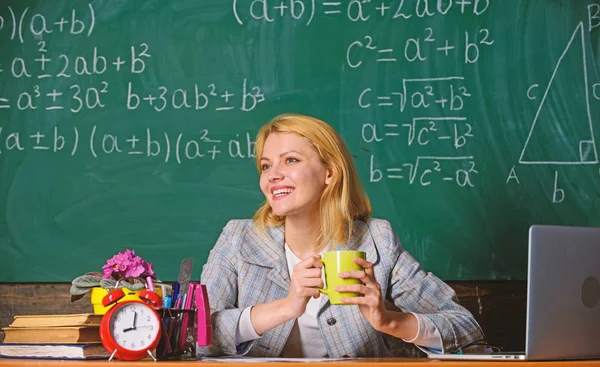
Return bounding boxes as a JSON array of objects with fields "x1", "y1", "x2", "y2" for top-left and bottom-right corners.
[{"x1": 325, "y1": 168, "x2": 334, "y2": 185}]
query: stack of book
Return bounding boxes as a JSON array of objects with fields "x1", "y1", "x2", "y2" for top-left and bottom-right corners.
[{"x1": 0, "y1": 313, "x2": 109, "y2": 360}]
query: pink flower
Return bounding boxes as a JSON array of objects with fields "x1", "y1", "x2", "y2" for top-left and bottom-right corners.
[
  {"x1": 101, "y1": 249, "x2": 156, "y2": 281},
  {"x1": 103, "y1": 268, "x2": 114, "y2": 279},
  {"x1": 141, "y1": 260, "x2": 155, "y2": 277},
  {"x1": 127, "y1": 266, "x2": 144, "y2": 278}
]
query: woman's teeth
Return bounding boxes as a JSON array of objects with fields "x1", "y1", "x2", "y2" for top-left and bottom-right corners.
[{"x1": 273, "y1": 188, "x2": 293, "y2": 196}]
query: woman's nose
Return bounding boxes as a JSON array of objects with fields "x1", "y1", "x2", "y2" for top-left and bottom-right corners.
[{"x1": 268, "y1": 165, "x2": 284, "y2": 182}]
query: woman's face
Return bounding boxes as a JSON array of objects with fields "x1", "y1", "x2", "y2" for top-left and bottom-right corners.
[{"x1": 259, "y1": 132, "x2": 332, "y2": 220}]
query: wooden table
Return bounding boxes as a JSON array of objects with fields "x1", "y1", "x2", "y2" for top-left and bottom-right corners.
[{"x1": 1, "y1": 358, "x2": 600, "y2": 366}]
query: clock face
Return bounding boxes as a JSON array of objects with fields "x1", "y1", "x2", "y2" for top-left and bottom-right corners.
[{"x1": 108, "y1": 302, "x2": 160, "y2": 352}]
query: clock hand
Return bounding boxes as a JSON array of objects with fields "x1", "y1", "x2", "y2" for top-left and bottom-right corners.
[{"x1": 123, "y1": 312, "x2": 138, "y2": 332}]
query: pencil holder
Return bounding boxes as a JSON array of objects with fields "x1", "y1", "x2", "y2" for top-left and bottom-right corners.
[{"x1": 155, "y1": 308, "x2": 197, "y2": 360}]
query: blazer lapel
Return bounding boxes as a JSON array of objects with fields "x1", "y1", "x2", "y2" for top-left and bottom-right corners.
[{"x1": 240, "y1": 223, "x2": 290, "y2": 290}]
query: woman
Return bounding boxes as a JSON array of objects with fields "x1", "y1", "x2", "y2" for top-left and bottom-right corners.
[{"x1": 200, "y1": 113, "x2": 484, "y2": 357}]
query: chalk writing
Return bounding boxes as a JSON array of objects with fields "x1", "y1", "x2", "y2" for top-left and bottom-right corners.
[
  {"x1": 126, "y1": 80, "x2": 265, "y2": 112},
  {"x1": 0, "y1": 4, "x2": 95, "y2": 43},
  {"x1": 2, "y1": 0, "x2": 597, "y2": 202},
  {"x1": 369, "y1": 155, "x2": 477, "y2": 187},
  {"x1": 232, "y1": 0, "x2": 490, "y2": 26},
  {"x1": 357, "y1": 78, "x2": 471, "y2": 112},
  {"x1": 0, "y1": 36, "x2": 266, "y2": 113},
  {"x1": 362, "y1": 117, "x2": 473, "y2": 149},
  {"x1": 519, "y1": 22, "x2": 598, "y2": 165},
  {"x1": 347, "y1": 31, "x2": 494, "y2": 66},
  {"x1": 0, "y1": 126, "x2": 256, "y2": 165}
]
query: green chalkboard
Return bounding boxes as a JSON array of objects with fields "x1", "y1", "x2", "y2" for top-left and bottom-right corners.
[{"x1": 1, "y1": 0, "x2": 600, "y2": 282}]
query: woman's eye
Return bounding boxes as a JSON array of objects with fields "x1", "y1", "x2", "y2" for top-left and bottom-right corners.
[
  {"x1": 261, "y1": 164, "x2": 270, "y2": 171},
  {"x1": 286, "y1": 157, "x2": 299, "y2": 163}
]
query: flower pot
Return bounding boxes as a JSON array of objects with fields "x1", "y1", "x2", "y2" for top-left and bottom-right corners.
[{"x1": 90, "y1": 287, "x2": 163, "y2": 315}]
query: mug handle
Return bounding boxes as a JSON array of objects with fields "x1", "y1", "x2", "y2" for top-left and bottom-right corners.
[{"x1": 317, "y1": 259, "x2": 328, "y2": 295}]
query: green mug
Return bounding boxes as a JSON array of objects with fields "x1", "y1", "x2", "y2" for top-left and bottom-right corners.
[{"x1": 318, "y1": 250, "x2": 366, "y2": 305}]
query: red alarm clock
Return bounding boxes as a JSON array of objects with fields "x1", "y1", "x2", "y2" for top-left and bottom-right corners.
[{"x1": 99, "y1": 283, "x2": 163, "y2": 361}]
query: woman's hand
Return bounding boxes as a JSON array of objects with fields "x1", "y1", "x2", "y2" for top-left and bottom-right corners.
[
  {"x1": 285, "y1": 255, "x2": 323, "y2": 318},
  {"x1": 337, "y1": 258, "x2": 390, "y2": 331}
]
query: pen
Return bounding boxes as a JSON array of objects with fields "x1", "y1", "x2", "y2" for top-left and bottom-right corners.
[
  {"x1": 171, "y1": 291, "x2": 186, "y2": 351},
  {"x1": 172, "y1": 281, "x2": 180, "y2": 308}
]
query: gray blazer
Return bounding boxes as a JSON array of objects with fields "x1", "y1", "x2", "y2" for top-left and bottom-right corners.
[{"x1": 199, "y1": 219, "x2": 484, "y2": 357}]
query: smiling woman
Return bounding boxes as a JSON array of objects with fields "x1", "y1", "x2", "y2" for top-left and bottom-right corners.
[
  {"x1": 258, "y1": 132, "x2": 332, "y2": 229},
  {"x1": 199, "y1": 113, "x2": 485, "y2": 358},
  {"x1": 254, "y1": 115, "x2": 371, "y2": 252}
]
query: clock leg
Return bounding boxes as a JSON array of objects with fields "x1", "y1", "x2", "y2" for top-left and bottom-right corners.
[
  {"x1": 147, "y1": 350, "x2": 157, "y2": 362},
  {"x1": 108, "y1": 349, "x2": 118, "y2": 362}
]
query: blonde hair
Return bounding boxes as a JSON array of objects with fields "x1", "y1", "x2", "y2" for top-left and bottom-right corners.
[{"x1": 252, "y1": 113, "x2": 372, "y2": 247}]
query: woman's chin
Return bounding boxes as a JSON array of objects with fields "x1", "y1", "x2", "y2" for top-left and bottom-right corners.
[
  {"x1": 272, "y1": 206, "x2": 300, "y2": 218},
  {"x1": 272, "y1": 209, "x2": 290, "y2": 217}
]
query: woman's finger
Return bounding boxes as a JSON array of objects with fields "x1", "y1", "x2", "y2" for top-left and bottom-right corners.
[
  {"x1": 296, "y1": 267, "x2": 322, "y2": 278},
  {"x1": 335, "y1": 284, "x2": 376, "y2": 296},
  {"x1": 339, "y1": 295, "x2": 377, "y2": 307},
  {"x1": 339, "y1": 269, "x2": 376, "y2": 286},
  {"x1": 292, "y1": 286, "x2": 321, "y2": 298},
  {"x1": 354, "y1": 258, "x2": 374, "y2": 275},
  {"x1": 294, "y1": 255, "x2": 322, "y2": 270},
  {"x1": 297, "y1": 278, "x2": 324, "y2": 288}
]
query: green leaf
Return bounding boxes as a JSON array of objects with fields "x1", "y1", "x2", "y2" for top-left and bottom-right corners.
[
  {"x1": 72, "y1": 274, "x2": 102, "y2": 288},
  {"x1": 69, "y1": 283, "x2": 91, "y2": 302},
  {"x1": 70, "y1": 293, "x2": 86, "y2": 302},
  {"x1": 118, "y1": 279, "x2": 146, "y2": 290},
  {"x1": 100, "y1": 278, "x2": 117, "y2": 290}
]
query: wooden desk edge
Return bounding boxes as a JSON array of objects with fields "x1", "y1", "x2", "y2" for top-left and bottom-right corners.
[{"x1": 1, "y1": 358, "x2": 600, "y2": 366}]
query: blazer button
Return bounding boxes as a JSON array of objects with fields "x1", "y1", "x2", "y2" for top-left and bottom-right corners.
[{"x1": 326, "y1": 317, "x2": 336, "y2": 326}]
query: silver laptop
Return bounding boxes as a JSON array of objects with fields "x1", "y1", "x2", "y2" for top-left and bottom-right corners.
[{"x1": 430, "y1": 225, "x2": 600, "y2": 361}]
